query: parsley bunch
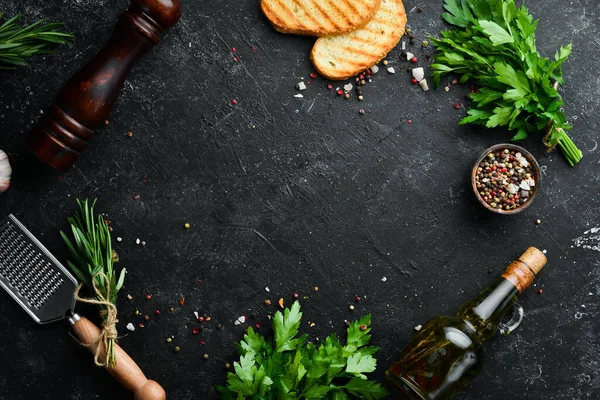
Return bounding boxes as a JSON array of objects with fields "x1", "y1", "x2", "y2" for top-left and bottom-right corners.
[
  {"x1": 431, "y1": 0, "x2": 582, "y2": 166},
  {"x1": 218, "y1": 301, "x2": 388, "y2": 399}
]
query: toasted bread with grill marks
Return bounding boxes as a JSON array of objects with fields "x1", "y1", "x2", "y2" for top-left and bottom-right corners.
[
  {"x1": 260, "y1": 0, "x2": 382, "y2": 37},
  {"x1": 310, "y1": 0, "x2": 407, "y2": 80}
]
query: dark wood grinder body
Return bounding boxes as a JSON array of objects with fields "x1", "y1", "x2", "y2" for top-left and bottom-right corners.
[{"x1": 26, "y1": 0, "x2": 181, "y2": 172}]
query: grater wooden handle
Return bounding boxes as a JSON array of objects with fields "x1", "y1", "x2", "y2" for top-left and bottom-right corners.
[{"x1": 72, "y1": 316, "x2": 166, "y2": 400}]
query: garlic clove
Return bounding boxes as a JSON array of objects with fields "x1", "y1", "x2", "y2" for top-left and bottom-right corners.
[{"x1": 0, "y1": 149, "x2": 12, "y2": 193}]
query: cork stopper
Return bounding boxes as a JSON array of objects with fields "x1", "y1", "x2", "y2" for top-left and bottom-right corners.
[{"x1": 518, "y1": 247, "x2": 547, "y2": 275}]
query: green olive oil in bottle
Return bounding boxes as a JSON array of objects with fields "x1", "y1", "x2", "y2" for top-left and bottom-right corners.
[{"x1": 386, "y1": 247, "x2": 547, "y2": 399}]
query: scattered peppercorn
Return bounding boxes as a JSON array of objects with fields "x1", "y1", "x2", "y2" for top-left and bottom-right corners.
[
  {"x1": 411, "y1": 57, "x2": 418, "y2": 63},
  {"x1": 358, "y1": 95, "x2": 364, "y2": 101},
  {"x1": 126, "y1": 131, "x2": 133, "y2": 137},
  {"x1": 200, "y1": 340, "x2": 206, "y2": 345},
  {"x1": 409, "y1": 34, "x2": 415, "y2": 40},
  {"x1": 184, "y1": 222, "x2": 191, "y2": 229},
  {"x1": 405, "y1": 28, "x2": 412, "y2": 34},
  {"x1": 421, "y1": 40, "x2": 429, "y2": 48},
  {"x1": 135, "y1": 310, "x2": 140, "y2": 315},
  {"x1": 169, "y1": 306, "x2": 174, "y2": 312},
  {"x1": 359, "y1": 109, "x2": 365, "y2": 115},
  {"x1": 537, "y1": 289, "x2": 543, "y2": 294},
  {"x1": 344, "y1": 93, "x2": 350, "y2": 99},
  {"x1": 383, "y1": 60, "x2": 388, "y2": 66},
  {"x1": 264, "y1": 299, "x2": 272, "y2": 306},
  {"x1": 104, "y1": 120, "x2": 109, "y2": 126},
  {"x1": 166, "y1": 337, "x2": 172, "y2": 343},
  {"x1": 203, "y1": 354, "x2": 209, "y2": 359},
  {"x1": 139, "y1": 323, "x2": 144, "y2": 328},
  {"x1": 411, "y1": 78, "x2": 418, "y2": 84},
  {"x1": 349, "y1": 305, "x2": 355, "y2": 311},
  {"x1": 154, "y1": 309, "x2": 161, "y2": 316},
  {"x1": 355, "y1": 296, "x2": 361, "y2": 302},
  {"x1": 344, "y1": 320, "x2": 351, "y2": 327},
  {"x1": 314, "y1": 286, "x2": 319, "y2": 291},
  {"x1": 192, "y1": 327, "x2": 199, "y2": 335},
  {"x1": 231, "y1": 99, "x2": 237, "y2": 105},
  {"x1": 327, "y1": 84, "x2": 333, "y2": 90},
  {"x1": 255, "y1": 323, "x2": 261, "y2": 329},
  {"x1": 487, "y1": 268, "x2": 493, "y2": 274},
  {"x1": 198, "y1": 316, "x2": 205, "y2": 322},
  {"x1": 146, "y1": 294, "x2": 152, "y2": 300},
  {"x1": 225, "y1": 363, "x2": 231, "y2": 369},
  {"x1": 144, "y1": 315, "x2": 150, "y2": 321},
  {"x1": 337, "y1": 89, "x2": 343, "y2": 96},
  {"x1": 278, "y1": 298, "x2": 284, "y2": 308},
  {"x1": 205, "y1": 316, "x2": 211, "y2": 322},
  {"x1": 309, "y1": 72, "x2": 318, "y2": 79},
  {"x1": 293, "y1": 292, "x2": 299, "y2": 299},
  {"x1": 454, "y1": 103, "x2": 461, "y2": 109},
  {"x1": 417, "y1": 7, "x2": 423, "y2": 12},
  {"x1": 536, "y1": 219, "x2": 542, "y2": 225},
  {"x1": 141, "y1": 241, "x2": 146, "y2": 247},
  {"x1": 217, "y1": 323, "x2": 223, "y2": 329},
  {"x1": 179, "y1": 297, "x2": 185, "y2": 306},
  {"x1": 174, "y1": 346, "x2": 181, "y2": 353}
]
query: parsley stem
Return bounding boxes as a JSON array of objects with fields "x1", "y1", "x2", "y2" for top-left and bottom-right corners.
[{"x1": 554, "y1": 128, "x2": 582, "y2": 167}]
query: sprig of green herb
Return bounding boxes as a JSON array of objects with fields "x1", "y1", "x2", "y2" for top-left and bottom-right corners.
[
  {"x1": 218, "y1": 301, "x2": 388, "y2": 399},
  {"x1": 430, "y1": 0, "x2": 582, "y2": 166},
  {"x1": 0, "y1": 12, "x2": 73, "y2": 69},
  {"x1": 61, "y1": 198, "x2": 126, "y2": 367}
]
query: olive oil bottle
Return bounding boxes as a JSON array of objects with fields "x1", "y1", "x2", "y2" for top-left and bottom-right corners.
[{"x1": 386, "y1": 247, "x2": 547, "y2": 399}]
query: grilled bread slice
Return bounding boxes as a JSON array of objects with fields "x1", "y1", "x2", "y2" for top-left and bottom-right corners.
[
  {"x1": 261, "y1": 0, "x2": 382, "y2": 37},
  {"x1": 310, "y1": 0, "x2": 407, "y2": 80}
]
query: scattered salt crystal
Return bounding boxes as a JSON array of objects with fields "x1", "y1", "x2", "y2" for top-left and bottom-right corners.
[
  {"x1": 419, "y1": 79, "x2": 429, "y2": 91},
  {"x1": 387, "y1": 67, "x2": 396, "y2": 74},
  {"x1": 117, "y1": 237, "x2": 122, "y2": 242},
  {"x1": 127, "y1": 294, "x2": 133, "y2": 300},
  {"x1": 371, "y1": 65, "x2": 379, "y2": 74},
  {"x1": 296, "y1": 82, "x2": 307, "y2": 91},
  {"x1": 508, "y1": 184, "x2": 519, "y2": 194},
  {"x1": 265, "y1": 287, "x2": 270, "y2": 292},
  {"x1": 401, "y1": 41, "x2": 406, "y2": 51},
  {"x1": 412, "y1": 67, "x2": 424, "y2": 81},
  {"x1": 382, "y1": 276, "x2": 387, "y2": 282},
  {"x1": 234, "y1": 316, "x2": 246, "y2": 326},
  {"x1": 519, "y1": 180, "x2": 531, "y2": 191},
  {"x1": 414, "y1": 324, "x2": 422, "y2": 331},
  {"x1": 542, "y1": 249, "x2": 547, "y2": 254},
  {"x1": 343, "y1": 83, "x2": 353, "y2": 91},
  {"x1": 293, "y1": 94, "x2": 304, "y2": 98},
  {"x1": 136, "y1": 238, "x2": 140, "y2": 245},
  {"x1": 194, "y1": 311, "x2": 199, "y2": 320},
  {"x1": 189, "y1": 42, "x2": 192, "y2": 48},
  {"x1": 406, "y1": 52, "x2": 415, "y2": 61},
  {"x1": 126, "y1": 323, "x2": 135, "y2": 332}
]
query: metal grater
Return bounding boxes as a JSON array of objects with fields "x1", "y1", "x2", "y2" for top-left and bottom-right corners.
[{"x1": 0, "y1": 214, "x2": 78, "y2": 324}]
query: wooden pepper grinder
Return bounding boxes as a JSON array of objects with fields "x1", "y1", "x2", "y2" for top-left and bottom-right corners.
[{"x1": 26, "y1": 0, "x2": 182, "y2": 172}]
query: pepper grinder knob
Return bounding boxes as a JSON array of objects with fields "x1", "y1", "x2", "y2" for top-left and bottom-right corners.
[{"x1": 26, "y1": 0, "x2": 182, "y2": 172}]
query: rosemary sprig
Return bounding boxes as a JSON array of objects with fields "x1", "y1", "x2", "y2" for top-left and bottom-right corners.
[
  {"x1": 0, "y1": 12, "x2": 73, "y2": 69},
  {"x1": 61, "y1": 198, "x2": 126, "y2": 368}
]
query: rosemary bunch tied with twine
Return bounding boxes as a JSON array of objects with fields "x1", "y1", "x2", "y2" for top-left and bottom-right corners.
[
  {"x1": 0, "y1": 12, "x2": 73, "y2": 69},
  {"x1": 61, "y1": 199, "x2": 126, "y2": 368}
]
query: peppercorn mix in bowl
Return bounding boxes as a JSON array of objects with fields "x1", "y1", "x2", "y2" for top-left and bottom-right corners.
[{"x1": 471, "y1": 144, "x2": 541, "y2": 214}]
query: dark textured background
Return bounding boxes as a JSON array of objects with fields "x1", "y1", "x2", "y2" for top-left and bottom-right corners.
[{"x1": 0, "y1": 0, "x2": 599, "y2": 399}]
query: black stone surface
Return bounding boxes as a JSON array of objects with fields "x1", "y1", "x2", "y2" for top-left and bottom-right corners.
[{"x1": 0, "y1": 1, "x2": 599, "y2": 399}]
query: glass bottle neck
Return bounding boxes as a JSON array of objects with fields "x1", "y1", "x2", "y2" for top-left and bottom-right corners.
[{"x1": 456, "y1": 277, "x2": 520, "y2": 341}]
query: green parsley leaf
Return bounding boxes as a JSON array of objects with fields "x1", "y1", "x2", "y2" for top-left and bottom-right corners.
[
  {"x1": 274, "y1": 301, "x2": 302, "y2": 352},
  {"x1": 442, "y1": 0, "x2": 474, "y2": 28},
  {"x1": 478, "y1": 20, "x2": 514, "y2": 46},
  {"x1": 338, "y1": 378, "x2": 389, "y2": 400}
]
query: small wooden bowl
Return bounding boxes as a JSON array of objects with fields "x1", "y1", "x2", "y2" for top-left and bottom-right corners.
[{"x1": 471, "y1": 144, "x2": 541, "y2": 215}]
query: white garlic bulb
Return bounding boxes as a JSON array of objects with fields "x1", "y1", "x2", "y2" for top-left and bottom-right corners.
[{"x1": 0, "y1": 149, "x2": 12, "y2": 193}]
